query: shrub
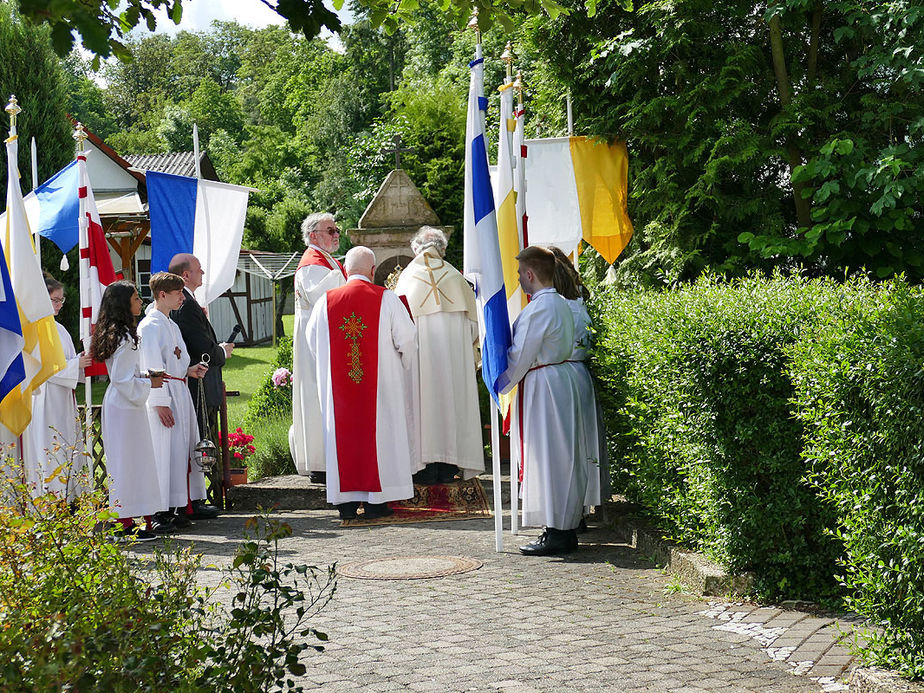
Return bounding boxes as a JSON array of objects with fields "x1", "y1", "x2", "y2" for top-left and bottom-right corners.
[
  {"x1": 0, "y1": 461, "x2": 335, "y2": 691},
  {"x1": 244, "y1": 337, "x2": 293, "y2": 425},
  {"x1": 590, "y1": 272, "x2": 924, "y2": 674},
  {"x1": 246, "y1": 416, "x2": 298, "y2": 481},
  {"x1": 790, "y1": 278, "x2": 924, "y2": 678},
  {"x1": 590, "y1": 273, "x2": 842, "y2": 601}
]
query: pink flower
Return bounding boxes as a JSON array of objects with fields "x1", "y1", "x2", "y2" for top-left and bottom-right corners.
[{"x1": 272, "y1": 367, "x2": 292, "y2": 389}]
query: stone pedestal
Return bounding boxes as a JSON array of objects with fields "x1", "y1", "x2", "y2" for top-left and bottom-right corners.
[{"x1": 347, "y1": 169, "x2": 453, "y2": 285}]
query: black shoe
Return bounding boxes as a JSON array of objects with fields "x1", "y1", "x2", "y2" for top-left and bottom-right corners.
[
  {"x1": 519, "y1": 528, "x2": 577, "y2": 556},
  {"x1": 309, "y1": 471, "x2": 327, "y2": 484},
  {"x1": 436, "y1": 463, "x2": 459, "y2": 484},
  {"x1": 578, "y1": 517, "x2": 589, "y2": 533},
  {"x1": 362, "y1": 502, "x2": 394, "y2": 519},
  {"x1": 171, "y1": 513, "x2": 194, "y2": 529},
  {"x1": 337, "y1": 502, "x2": 360, "y2": 520},
  {"x1": 114, "y1": 524, "x2": 159, "y2": 543},
  {"x1": 412, "y1": 465, "x2": 439, "y2": 485},
  {"x1": 190, "y1": 499, "x2": 219, "y2": 520},
  {"x1": 150, "y1": 514, "x2": 178, "y2": 535}
]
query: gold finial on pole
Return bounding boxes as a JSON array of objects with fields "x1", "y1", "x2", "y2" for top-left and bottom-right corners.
[
  {"x1": 72, "y1": 122, "x2": 88, "y2": 152},
  {"x1": 501, "y1": 41, "x2": 515, "y2": 80},
  {"x1": 6, "y1": 95, "x2": 22, "y2": 134},
  {"x1": 467, "y1": 9, "x2": 481, "y2": 44},
  {"x1": 513, "y1": 70, "x2": 524, "y2": 106}
]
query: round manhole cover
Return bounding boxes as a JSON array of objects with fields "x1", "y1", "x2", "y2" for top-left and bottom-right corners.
[{"x1": 337, "y1": 555, "x2": 483, "y2": 580}]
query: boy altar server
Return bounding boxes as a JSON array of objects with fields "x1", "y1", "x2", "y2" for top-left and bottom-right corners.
[
  {"x1": 498, "y1": 246, "x2": 587, "y2": 556},
  {"x1": 306, "y1": 246, "x2": 419, "y2": 520},
  {"x1": 138, "y1": 272, "x2": 209, "y2": 530}
]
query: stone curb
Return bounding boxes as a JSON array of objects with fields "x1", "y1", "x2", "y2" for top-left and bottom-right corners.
[
  {"x1": 226, "y1": 472, "x2": 514, "y2": 511},
  {"x1": 605, "y1": 509, "x2": 924, "y2": 693},
  {"x1": 606, "y1": 510, "x2": 754, "y2": 597},
  {"x1": 850, "y1": 668, "x2": 924, "y2": 693}
]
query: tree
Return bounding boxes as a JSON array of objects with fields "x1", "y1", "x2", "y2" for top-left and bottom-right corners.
[
  {"x1": 15, "y1": 0, "x2": 600, "y2": 64},
  {"x1": 0, "y1": 3, "x2": 72, "y2": 194},
  {"x1": 524, "y1": 0, "x2": 924, "y2": 284}
]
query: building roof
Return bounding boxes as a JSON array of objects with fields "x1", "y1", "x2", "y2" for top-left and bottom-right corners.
[{"x1": 125, "y1": 152, "x2": 220, "y2": 181}]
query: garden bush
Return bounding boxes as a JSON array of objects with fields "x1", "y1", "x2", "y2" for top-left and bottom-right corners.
[
  {"x1": 590, "y1": 273, "x2": 842, "y2": 601},
  {"x1": 791, "y1": 279, "x2": 924, "y2": 678},
  {"x1": 589, "y1": 272, "x2": 924, "y2": 675},
  {"x1": 0, "y1": 462, "x2": 335, "y2": 691},
  {"x1": 244, "y1": 336, "x2": 294, "y2": 426},
  {"x1": 246, "y1": 416, "x2": 298, "y2": 481},
  {"x1": 241, "y1": 337, "x2": 297, "y2": 479}
]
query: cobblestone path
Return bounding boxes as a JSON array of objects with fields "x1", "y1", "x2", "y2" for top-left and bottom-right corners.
[{"x1": 145, "y1": 510, "x2": 858, "y2": 692}]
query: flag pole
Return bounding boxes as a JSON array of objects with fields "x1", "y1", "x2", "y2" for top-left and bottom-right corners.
[
  {"x1": 30, "y1": 137, "x2": 41, "y2": 266},
  {"x1": 73, "y1": 122, "x2": 93, "y2": 488},
  {"x1": 500, "y1": 42, "x2": 520, "y2": 537},
  {"x1": 192, "y1": 123, "x2": 202, "y2": 179},
  {"x1": 467, "y1": 11, "x2": 503, "y2": 553}
]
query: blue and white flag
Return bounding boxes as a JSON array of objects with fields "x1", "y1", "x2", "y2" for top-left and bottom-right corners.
[
  {"x1": 33, "y1": 160, "x2": 79, "y2": 254},
  {"x1": 0, "y1": 240, "x2": 25, "y2": 406},
  {"x1": 0, "y1": 161, "x2": 80, "y2": 258},
  {"x1": 462, "y1": 44, "x2": 511, "y2": 405},
  {"x1": 147, "y1": 171, "x2": 250, "y2": 307}
]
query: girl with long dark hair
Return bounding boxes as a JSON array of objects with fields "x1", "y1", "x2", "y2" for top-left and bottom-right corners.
[{"x1": 91, "y1": 281, "x2": 165, "y2": 541}]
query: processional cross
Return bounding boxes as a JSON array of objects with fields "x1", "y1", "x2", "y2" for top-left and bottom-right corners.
[{"x1": 382, "y1": 134, "x2": 416, "y2": 169}]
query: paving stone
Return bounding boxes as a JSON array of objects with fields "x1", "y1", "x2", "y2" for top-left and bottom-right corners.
[{"x1": 130, "y1": 507, "x2": 861, "y2": 692}]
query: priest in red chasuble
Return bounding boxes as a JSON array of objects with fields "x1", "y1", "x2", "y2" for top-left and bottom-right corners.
[
  {"x1": 290, "y1": 212, "x2": 347, "y2": 483},
  {"x1": 305, "y1": 246, "x2": 420, "y2": 520}
]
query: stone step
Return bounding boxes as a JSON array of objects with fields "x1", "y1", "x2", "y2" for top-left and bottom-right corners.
[{"x1": 227, "y1": 469, "x2": 515, "y2": 512}]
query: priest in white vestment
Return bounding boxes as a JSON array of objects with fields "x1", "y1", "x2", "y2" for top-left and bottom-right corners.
[
  {"x1": 395, "y1": 226, "x2": 483, "y2": 484},
  {"x1": 139, "y1": 272, "x2": 210, "y2": 532},
  {"x1": 498, "y1": 246, "x2": 587, "y2": 556},
  {"x1": 306, "y1": 246, "x2": 418, "y2": 520},
  {"x1": 23, "y1": 276, "x2": 91, "y2": 500},
  {"x1": 290, "y1": 212, "x2": 347, "y2": 482}
]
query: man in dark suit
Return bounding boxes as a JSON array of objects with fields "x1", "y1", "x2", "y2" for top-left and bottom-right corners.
[{"x1": 168, "y1": 252, "x2": 232, "y2": 519}]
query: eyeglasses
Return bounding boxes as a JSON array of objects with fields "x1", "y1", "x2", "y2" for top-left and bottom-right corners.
[
  {"x1": 51, "y1": 297, "x2": 65, "y2": 305},
  {"x1": 324, "y1": 227, "x2": 340, "y2": 236}
]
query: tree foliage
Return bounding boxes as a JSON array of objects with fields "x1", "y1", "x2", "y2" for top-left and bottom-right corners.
[
  {"x1": 0, "y1": 3, "x2": 72, "y2": 194},
  {"x1": 525, "y1": 0, "x2": 924, "y2": 285}
]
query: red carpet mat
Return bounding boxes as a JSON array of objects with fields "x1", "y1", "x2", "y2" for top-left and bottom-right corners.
[{"x1": 340, "y1": 477, "x2": 491, "y2": 527}]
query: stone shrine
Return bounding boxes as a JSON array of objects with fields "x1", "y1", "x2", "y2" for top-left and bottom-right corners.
[{"x1": 347, "y1": 169, "x2": 453, "y2": 285}]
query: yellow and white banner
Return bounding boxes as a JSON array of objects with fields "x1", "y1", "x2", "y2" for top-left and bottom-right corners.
[
  {"x1": 523, "y1": 136, "x2": 633, "y2": 263},
  {"x1": 2, "y1": 135, "x2": 66, "y2": 436}
]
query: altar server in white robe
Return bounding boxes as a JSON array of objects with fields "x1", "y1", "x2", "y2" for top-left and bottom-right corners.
[
  {"x1": 23, "y1": 275, "x2": 92, "y2": 500},
  {"x1": 290, "y1": 212, "x2": 347, "y2": 482},
  {"x1": 549, "y1": 247, "x2": 608, "y2": 513},
  {"x1": 138, "y1": 272, "x2": 210, "y2": 532},
  {"x1": 306, "y1": 246, "x2": 419, "y2": 520},
  {"x1": 498, "y1": 246, "x2": 587, "y2": 556},
  {"x1": 395, "y1": 226, "x2": 483, "y2": 484},
  {"x1": 91, "y1": 280, "x2": 165, "y2": 542}
]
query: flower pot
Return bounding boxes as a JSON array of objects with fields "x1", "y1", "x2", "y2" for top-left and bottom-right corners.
[{"x1": 229, "y1": 467, "x2": 248, "y2": 486}]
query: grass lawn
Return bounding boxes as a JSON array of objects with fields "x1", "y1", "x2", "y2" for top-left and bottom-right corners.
[{"x1": 78, "y1": 314, "x2": 294, "y2": 430}]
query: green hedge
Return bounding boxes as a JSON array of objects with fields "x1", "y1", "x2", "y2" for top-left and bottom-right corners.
[
  {"x1": 590, "y1": 274, "x2": 924, "y2": 676},
  {"x1": 244, "y1": 337, "x2": 293, "y2": 425}
]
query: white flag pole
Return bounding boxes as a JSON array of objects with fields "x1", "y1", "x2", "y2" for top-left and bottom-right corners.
[
  {"x1": 192, "y1": 123, "x2": 202, "y2": 179},
  {"x1": 74, "y1": 124, "x2": 93, "y2": 488},
  {"x1": 491, "y1": 401, "x2": 504, "y2": 552},
  {"x1": 30, "y1": 136, "x2": 41, "y2": 265}
]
